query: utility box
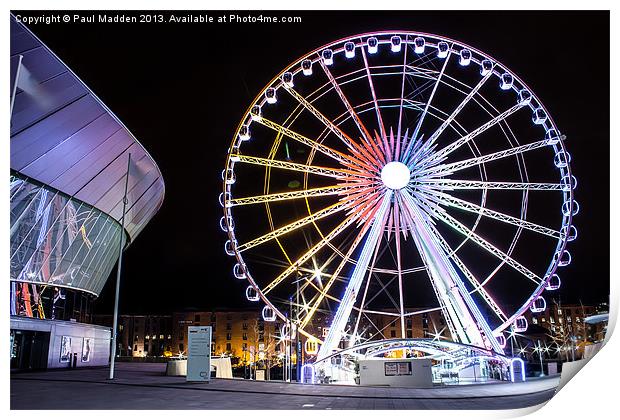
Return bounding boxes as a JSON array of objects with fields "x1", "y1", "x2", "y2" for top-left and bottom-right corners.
[{"x1": 359, "y1": 359, "x2": 433, "y2": 388}]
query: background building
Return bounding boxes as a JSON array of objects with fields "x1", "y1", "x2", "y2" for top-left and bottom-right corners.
[{"x1": 10, "y1": 15, "x2": 164, "y2": 370}]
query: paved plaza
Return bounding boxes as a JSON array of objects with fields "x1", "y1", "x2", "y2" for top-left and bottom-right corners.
[{"x1": 11, "y1": 362, "x2": 559, "y2": 410}]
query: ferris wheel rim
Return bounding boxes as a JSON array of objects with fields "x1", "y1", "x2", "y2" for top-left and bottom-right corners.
[{"x1": 221, "y1": 30, "x2": 576, "y2": 350}]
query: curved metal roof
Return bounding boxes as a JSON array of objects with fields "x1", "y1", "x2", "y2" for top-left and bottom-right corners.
[{"x1": 10, "y1": 16, "x2": 164, "y2": 243}]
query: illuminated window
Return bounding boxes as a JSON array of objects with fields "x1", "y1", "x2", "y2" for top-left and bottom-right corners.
[
  {"x1": 550, "y1": 317, "x2": 555, "y2": 324},
  {"x1": 160, "y1": 334, "x2": 164, "y2": 339},
  {"x1": 167, "y1": 335, "x2": 171, "y2": 339},
  {"x1": 541, "y1": 318, "x2": 546, "y2": 323},
  {"x1": 532, "y1": 317, "x2": 538, "y2": 324},
  {"x1": 558, "y1": 309, "x2": 562, "y2": 315},
  {"x1": 145, "y1": 335, "x2": 150, "y2": 340}
]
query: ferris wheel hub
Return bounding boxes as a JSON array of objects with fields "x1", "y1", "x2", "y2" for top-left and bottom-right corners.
[{"x1": 380, "y1": 161, "x2": 411, "y2": 190}]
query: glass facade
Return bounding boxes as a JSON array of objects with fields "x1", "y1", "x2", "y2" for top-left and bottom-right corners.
[{"x1": 10, "y1": 173, "x2": 125, "y2": 316}]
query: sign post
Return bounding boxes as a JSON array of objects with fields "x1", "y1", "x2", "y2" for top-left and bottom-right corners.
[{"x1": 187, "y1": 326, "x2": 212, "y2": 382}]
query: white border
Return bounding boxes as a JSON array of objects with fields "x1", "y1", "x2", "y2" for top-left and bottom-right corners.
[{"x1": 2, "y1": 1, "x2": 616, "y2": 420}]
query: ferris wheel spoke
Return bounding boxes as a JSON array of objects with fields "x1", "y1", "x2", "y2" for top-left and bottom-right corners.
[
  {"x1": 252, "y1": 116, "x2": 346, "y2": 163},
  {"x1": 349, "y1": 229, "x2": 385, "y2": 347},
  {"x1": 229, "y1": 185, "x2": 347, "y2": 207},
  {"x1": 416, "y1": 102, "x2": 527, "y2": 170},
  {"x1": 422, "y1": 216, "x2": 509, "y2": 323},
  {"x1": 421, "y1": 179, "x2": 565, "y2": 191},
  {"x1": 262, "y1": 209, "x2": 361, "y2": 295},
  {"x1": 230, "y1": 154, "x2": 360, "y2": 179},
  {"x1": 424, "y1": 68, "x2": 495, "y2": 150},
  {"x1": 318, "y1": 60, "x2": 373, "y2": 143},
  {"x1": 425, "y1": 190, "x2": 561, "y2": 239},
  {"x1": 430, "y1": 206, "x2": 542, "y2": 285},
  {"x1": 299, "y1": 204, "x2": 380, "y2": 330},
  {"x1": 237, "y1": 202, "x2": 348, "y2": 253},
  {"x1": 318, "y1": 192, "x2": 392, "y2": 359},
  {"x1": 396, "y1": 37, "x2": 409, "y2": 154},
  {"x1": 360, "y1": 46, "x2": 388, "y2": 143},
  {"x1": 406, "y1": 45, "x2": 452, "y2": 165},
  {"x1": 282, "y1": 85, "x2": 358, "y2": 151},
  {"x1": 416, "y1": 139, "x2": 551, "y2": 178}
]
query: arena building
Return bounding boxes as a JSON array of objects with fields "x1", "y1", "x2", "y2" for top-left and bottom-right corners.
[{"x1": 9, "y1": 15, "x2": 164, "y2": 370}]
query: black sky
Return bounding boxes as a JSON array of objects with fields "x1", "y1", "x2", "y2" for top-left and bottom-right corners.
[{"x1": 14, "y1": 10, "x2": 610, "y2": 314}]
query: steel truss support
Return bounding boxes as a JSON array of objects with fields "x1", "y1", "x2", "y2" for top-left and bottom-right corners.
[
  {"x1": 400, "y1": 190, "x2": 504, "y2": 354},
  {"x1": 317, "y1": 192, "x2": 392, "y2": 359}
]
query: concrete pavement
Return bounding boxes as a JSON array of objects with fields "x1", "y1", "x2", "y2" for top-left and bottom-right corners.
[{"x1": 11, "y1": 362, "x2": 559, "y2": 410}]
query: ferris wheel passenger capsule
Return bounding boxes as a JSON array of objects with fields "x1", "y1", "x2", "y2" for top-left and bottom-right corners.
[
  {"x1": 532, "y1": 107, "x2": 547, "y2": 125},
  {"x1": 530, "y1": 296, "x2": 546, "y2": 313},
  {"x1": 545, "y1": 128, "x2": 560, "y2": 145},
  {"x1": 322, "y1": 49, "x2": 333, "y2": 65},
  {"x1": 219, "y1": 191, "x2": 231, "y2": 207},
  {"x1": 554, "y1": 150, "x2": 571, "y2": 168},
  {"x1": 562, "y1": 200, "x2": 580, "y2": 217},
  {"x1": 514, "y1": 316, "x2": 528, "y2": 333},
  {"x1": 219, "y1": 215, "x2": 234, "y2": 232},
  {"x1": 545, "y1": 274, "x2": 562, "y2": 291},
  {"x1": 437, "y1": 41, "x2": 449, "y2": 58},
  {"x1": 265, "y1": 87, "x2": 277, "y2": 104},
  {"x1": 302, "y1": 59, "x2": 313, "y2": 76},
  {"x1": 367, "y1": 37, "x2": 379, "y2": 54},
  {"x1": 500, "y1": 73, "x2": 514, "y2": 90},
  {"x1": 250, "y1": 105, "x2": 262, "y2": 121},
  {"x1": 224, "y1": 239, "x2": 237, "y2": 256},
  {"x1": 560, "y1": 225, "x2": 578, "y2": 241},
  {"x1": 414, "y1": 36, "x2": 425, "y2": 54},
  {"x1": 233, "y1": 263, "x2": 247, "y2": 279},
  {"x1": 480, "y1": 59, "x2": 493, "y2": 75},
  {"x1": 555, "y1": 250, "x2": 572, "y2": 267},
  {"x1": 518, "y1": 89, "x2": 532, "y2": 104},
  {"x1": 344, "y1": 41, "x2": 356, "y2": 58},
  {"x1": 282, "y1": 71, "x2": 294, "y2": 87},
  {"x1": 245, "y1": 285, "x2": 260, "y2": 302},
  {"x1": 238, "y1": 125, "x2": 251, "y2": 141},
  {"x1": 561, "y1": 174, "x2": 577, "y2": 190},
  {"x1": 262, "y1": 306, "x2": 277, "y2": 322},
  {"x1": 459, "y1": 49, "x2": 472, "y2": 66},
  {"x1": 390, "y1": 35, "x2": 402, "y2": 52},
  {"x1": 222, "y1": 168, "x2": 236, "y2": 185}
]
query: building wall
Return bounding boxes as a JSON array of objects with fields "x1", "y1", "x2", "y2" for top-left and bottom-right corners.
[
  {"x1": 11, "y1": 316, "x2": 111, "y2": 368},
  {"x1": 171, "y1": 310, "x2": 280, "y2": 364},
  {"x1": 93, "y1": 314, "x2": 173, "y2": 357}
]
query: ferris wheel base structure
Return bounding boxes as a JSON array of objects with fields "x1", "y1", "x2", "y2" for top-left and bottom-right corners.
[{"x1": 307, "y1": 338, "x2": 524, "y2": 385}]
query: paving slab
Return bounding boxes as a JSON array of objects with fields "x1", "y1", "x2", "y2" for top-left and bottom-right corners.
[{"x1": 11, "y1": 362, "x2": 558, "y2": 410}]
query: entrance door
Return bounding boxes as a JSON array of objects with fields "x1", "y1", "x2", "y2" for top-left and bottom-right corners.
[{"x1": 10, "y1": 330, "x2": 50, "y2": 370}]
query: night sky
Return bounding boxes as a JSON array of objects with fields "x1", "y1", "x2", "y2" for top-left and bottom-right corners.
[{"x1": 14, "y1": 10, "x2": 610, "y2": 315}]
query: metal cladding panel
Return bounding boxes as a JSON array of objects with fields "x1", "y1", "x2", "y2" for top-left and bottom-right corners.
[{"x1": 10, "y1": 16, "x2": 164, "y2": 243}]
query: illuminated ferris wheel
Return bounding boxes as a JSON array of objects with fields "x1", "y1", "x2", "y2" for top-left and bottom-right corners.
[{"x1": 220, "y1": 31, "x2": 577, "y2": 361}]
